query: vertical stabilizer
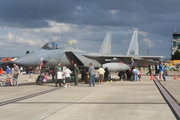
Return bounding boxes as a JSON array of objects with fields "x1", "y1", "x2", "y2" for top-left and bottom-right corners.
[
  {"x1": 126, "y1": 28, "x2": 139, "y2": 55},
  {"x1": 99, "y1": 32, "x2": 111, "y2": 54}
]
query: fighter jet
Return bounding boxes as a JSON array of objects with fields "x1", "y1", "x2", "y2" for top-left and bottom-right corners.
[
  {"x1": 14, "y1": 29, "x2": 164, "y2": 71},
  {"x1": 13, "y1": 33, "x2": 130, "y2": 71}
]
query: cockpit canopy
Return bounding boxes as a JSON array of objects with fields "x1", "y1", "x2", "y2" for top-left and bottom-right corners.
[{"x1": 41, "y1": 42, "x2": 66, "y2": 50}]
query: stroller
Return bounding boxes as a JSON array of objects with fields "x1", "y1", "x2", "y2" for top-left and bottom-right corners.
[{"x1": 0, "y1": 74, "x2": 8, "y2": 86}]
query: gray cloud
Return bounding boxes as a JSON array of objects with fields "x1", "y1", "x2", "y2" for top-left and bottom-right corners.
[{"x1": 0, "y1": 0, "x2": 179, "y2": 58}]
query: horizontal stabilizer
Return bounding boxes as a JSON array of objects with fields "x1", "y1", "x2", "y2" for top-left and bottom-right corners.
[
  {"x1": 83, "y1": 54, "x2": 164, "y2": 65},
  {"x1": 133, "y1": 59, "x2": 159, "y2": 65}
]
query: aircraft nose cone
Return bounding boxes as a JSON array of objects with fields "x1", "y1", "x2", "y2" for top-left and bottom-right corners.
[{"x1": 14, "y1": 52, "x2": 39, "y2": 66}]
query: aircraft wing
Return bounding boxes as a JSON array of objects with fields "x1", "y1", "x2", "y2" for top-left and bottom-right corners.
[
  {"x1": 82, "y1": 54, "x2": 133, "y2": 64},
  {"x1": 83, "y1": 54, "x2": 164, "y2": 65},
  {"x1": 65, "y1": 52, "x2": 101, "y2": 67},
  {"x1": 133, "y1": 59, "x2": 159, "y2": 65}
]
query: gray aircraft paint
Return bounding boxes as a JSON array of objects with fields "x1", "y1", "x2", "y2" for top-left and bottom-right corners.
[
  {"x1": 14, "y1": 44, "x2": 102, "y2": 68},
  {"x1": 127, "y1": 28, "x2": 139, "y2": 55},
  {"x1": 14, "y1": 29, "x2": 163, "y2": 71},
  {"x1": 85, "y1": 28, "x2": 164, "y2": 71},
  {"x1": 99, "y1": 32, "x2": 111, "y2": 55},
  {"x1": 102, "y1": 62, "x2": 130, "y2": 71}
]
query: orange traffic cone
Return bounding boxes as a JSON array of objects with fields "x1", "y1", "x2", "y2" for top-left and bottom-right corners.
[
  {"x1": 150, "y1": 74, "x2": 154, "y2": 80},
  {"x1": 174, "y1": 73, "x2": 178, "y2": 80}
]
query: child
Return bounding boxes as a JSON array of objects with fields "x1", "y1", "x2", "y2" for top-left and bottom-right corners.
[
  {"x1": 57, "y1": 69, "x2": 63, "y2": 87},
  {"x1": 138, "y1": 69, "x2": 142, "y2": 81},
  {"x1": 50, "y1": 69, "x2": 55, "y2": 81},
  {"x1": 42, "y1": 72, "x2": 47, "y2": 85}
]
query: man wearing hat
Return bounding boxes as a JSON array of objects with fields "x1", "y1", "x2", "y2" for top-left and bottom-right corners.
[{"x1": 13, "y1": 63, "x2": 19, "y2": 86}]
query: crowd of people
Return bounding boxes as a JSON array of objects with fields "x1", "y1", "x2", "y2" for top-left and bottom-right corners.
[
  {"x1": 36, "y1": 61, "x2": 107, "y2": 87},
  {"x1": 0, "y1": 63, "x2": 20, "y2": 86},
  {"x1": 146, "y1": 61, "x2": 169, "y2": 82},
  {"x1": 35, "y1": 61, "x2": 145, "y2": 87},
  {"x1": 0, "y1": 60, "x2": 169, "y2": 87},
  {"x1": 37, "y1": 61, "x2": 80, "y2": 87},
  {"x1": 118, "y1": 67, "x2": 142, "y2": 81}
]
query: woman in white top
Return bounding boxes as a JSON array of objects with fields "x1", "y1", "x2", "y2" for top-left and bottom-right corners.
[{"x1": 57, "y1": 69, "x2": 63, "y2": 87}]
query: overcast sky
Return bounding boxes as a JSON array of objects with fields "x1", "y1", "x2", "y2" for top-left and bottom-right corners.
[{"x1": 0, "y1": 0, "x2": 179, "y2": 59}]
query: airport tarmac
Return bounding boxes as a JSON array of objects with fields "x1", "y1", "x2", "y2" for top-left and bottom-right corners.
[{"x1": 0, "y1": 72, "x2": 179, "y2": 120}]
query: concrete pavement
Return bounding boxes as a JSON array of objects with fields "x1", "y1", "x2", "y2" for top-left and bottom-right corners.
[{"x1": 0, "y1": 73, "x2": 177, "y2": 120}]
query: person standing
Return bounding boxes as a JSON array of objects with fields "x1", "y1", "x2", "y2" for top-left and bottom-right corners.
[
  {"x1": 159, "y1": 61, "x2": 163, "y2": 81},
  {"x1": 162, "y1": 66, "x2": 166, "y2": 82},
  {"x1": 39, "y1": 60, "x2": 48, "y2": 83},
  {"x1": 88, "y1": 63, "x2": 95, "y2": 87},
  {"x1": 118, "y1": 71, "x2": 125, "y2": 81},
  {"x1": 57, "y1": 69, "x2": 63, "y2": 87},
  {"x1": 5, "y1": 66, "x2": 11, "y2": 78},
  {"x1": 126, "y1": 69, "x2": 132, "y2": 80},
  {"x1": 104, "y1": 67, "x2": 111, "y2": 81},
  {"x1": 80, "y1": 68, "x2": 86, "y2": 81},
  {"x1": 64, "y1": 66, "x2": 72, "y2": 87},
  {"x1": 155, "y1": 65, "x2": 159, "y2": 76},
  {"x1": 74, "y1": 63, "x2": 80, "y2": 86},
  {"x1": 54, "y1": 62, "x2": 62, "y2": 87},
  {"x1": 138, "y1": 68, "x2": 142, "y2": 81},
  {"x1": 97, "y1": 66, "x2": 105, "y2": 84},
  {"x1": 20, "y1": 66, "x2": 23, "y2": 75},
  {"x1": 42, "y1": 72, "x2": 47, "y2": 85},
  {"x1": 165, "y1": 63, "x2": 169, "y2": 76},
  {"x1": 146, "y1": 65, "x2": 152, "y2": 75},
  {"x1": 13, "y1": 63, "x2": 19, "y2": 86},
  {"x1": 28, "y1": 66, "x2": 34, "y2": 81},
  {"x1": 6, "y1": 66, "x2": 11, "y2": 85},
  {"x1": 50, "y1": 69, "x2": 55, "y2": 81},
  {"x1": 132, "y1": 66, "x2": 138, "y2": 81},
  {"x1": 0, "y1": 68, "x2": 3, "y2": 76}
]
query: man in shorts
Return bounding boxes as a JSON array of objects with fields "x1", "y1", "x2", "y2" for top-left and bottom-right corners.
[
  {"x1": 97, "y1": 66, "x2": 105, "y2": 84},
  {"x1": 159, "y1": 61, "x2": 163, "y2": 81},
  {"x1": 64, "y1": 66, "x2": 72, "y2": 87},
  {"x1": 13, "y1": 63, "x2": 19, "y2": 86}
]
